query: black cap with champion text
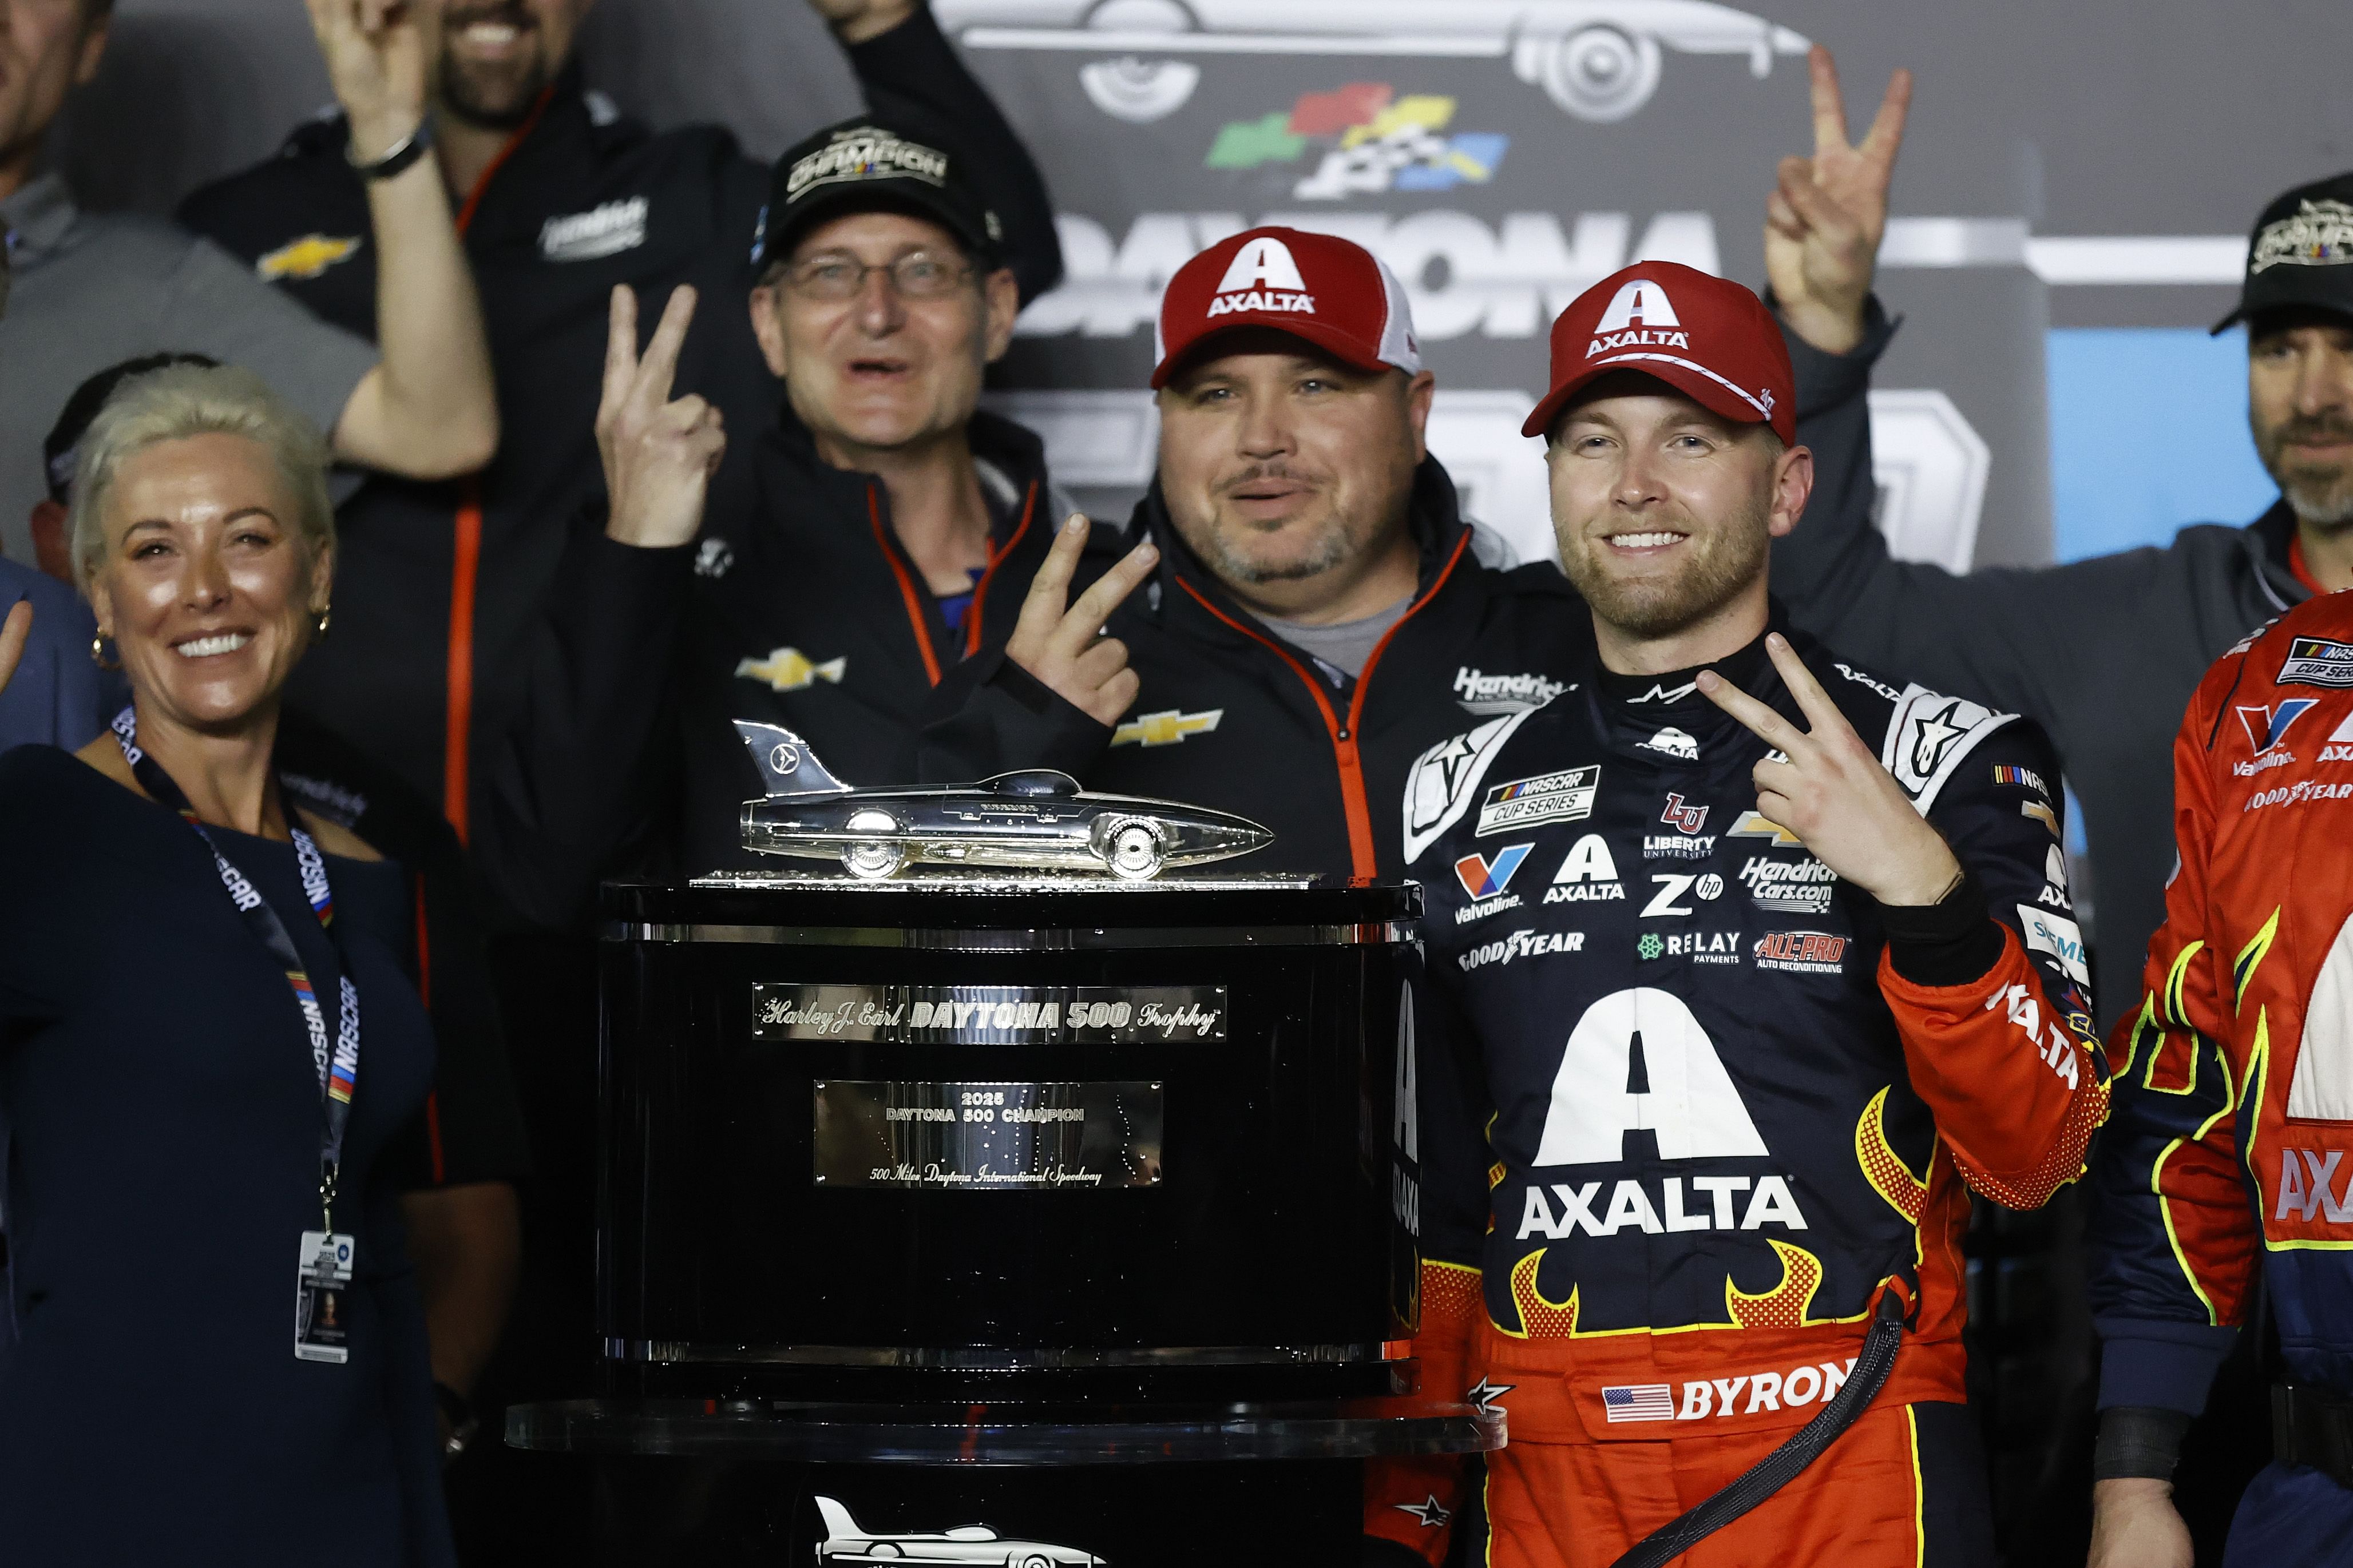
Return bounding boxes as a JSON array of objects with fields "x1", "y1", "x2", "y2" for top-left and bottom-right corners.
[
  {"x1": 755, "y1": 117, "x2": 1003, "y2": 273},
  {"x1": 2213, "y1": 170, "x2": 2353, "y2": 334}
]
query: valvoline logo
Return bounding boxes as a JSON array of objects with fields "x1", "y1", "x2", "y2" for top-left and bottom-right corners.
[
  {"x1": 1455, "y1": 843, "x2": 1533, "y2": 900},
  {"x1": 2238, "y1": 697, "x2": 2319, "y2": 755}
]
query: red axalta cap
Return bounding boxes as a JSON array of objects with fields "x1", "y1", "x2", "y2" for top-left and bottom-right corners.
[
  {"x1": 1522, "y1": 261, "x2": 1795, "y2": 446},
  {"x1": 1151, "y1": 226, "x2": 1422, "y2": 388}
]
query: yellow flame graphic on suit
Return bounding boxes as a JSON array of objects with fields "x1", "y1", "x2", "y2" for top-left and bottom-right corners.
[{"x1": 1490, "y1": 1091, "x2": 1927, "y2": 1339}]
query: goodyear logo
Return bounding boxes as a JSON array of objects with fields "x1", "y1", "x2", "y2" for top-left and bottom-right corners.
[
  {"x1": 1112, "y1": 708, "x2": 1223, "y2": 748},
  {"x1": 735, "y1": 646, "x2": 847, "y2": 692},
  {"x1": 258, "y1": 234, "x2": 362, "y2": 281},
  {"x1": 1206, "y1": 81, "x2": 1508, "y2": 201}
]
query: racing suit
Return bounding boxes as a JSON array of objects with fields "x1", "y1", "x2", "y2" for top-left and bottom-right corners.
[
  {"x1": 2087, "y1": 592, "x2": 2353, "y2": 1563},
  {"x1": 1365, "y1": 622, "x2": 2111, "y2": 1566}
]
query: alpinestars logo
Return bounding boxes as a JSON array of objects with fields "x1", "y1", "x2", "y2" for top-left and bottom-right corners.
[
  {"x1": 1639, "y1": 727, "x2": 1699, "y2": 761},
  {"x1": 1207, "y1": 236, "x2": 1316, "y2": 318},
  {"x1": 1586, "y1": 277, "x2": 1687, "y2": 357}
]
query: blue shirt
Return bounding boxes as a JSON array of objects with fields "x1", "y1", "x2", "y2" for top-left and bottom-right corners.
[{"x1": 0, "y1": 558, "x2": 120, "y2": 752}]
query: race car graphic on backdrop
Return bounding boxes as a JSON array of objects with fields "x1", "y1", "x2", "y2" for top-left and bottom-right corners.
[
  {"x1": 814, "y1": 1496, "x2": 1104, "y2": 1566},
  {"x1": 933, "y1": 0, "x2": 1809, "y2": 125}
]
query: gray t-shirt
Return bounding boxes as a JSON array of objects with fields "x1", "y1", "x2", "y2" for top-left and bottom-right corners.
[
  {"x1": 0, "y1": 174, "x2": 378, "y2": 563},
  {"x1": 1259, "y1": 594, "x2": 1412, "y2": 685}
]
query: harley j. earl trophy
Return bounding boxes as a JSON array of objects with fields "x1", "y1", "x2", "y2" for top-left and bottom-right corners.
[{"x1": 506, "y1": 725, "x2": 1502, "y2": 1565}]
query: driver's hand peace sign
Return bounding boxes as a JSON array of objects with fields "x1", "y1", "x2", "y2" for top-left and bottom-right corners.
[
  {"x1": 597, "y1": 285, "x2": 727, "y2": 551},
  {"x1": 1697, "y1": 634, "x2": 1962, "y2": 908}
]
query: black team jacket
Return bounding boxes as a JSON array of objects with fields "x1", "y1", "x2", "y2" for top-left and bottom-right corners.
[
  {"x1": 919, "y1": 459, "x2": 1595, "y2": 883},
  {"x1": 176, "y1": 10, "x2": 1062, "y2": 904}
]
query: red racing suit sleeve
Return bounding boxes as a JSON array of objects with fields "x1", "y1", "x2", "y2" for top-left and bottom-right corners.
[
  {"x1": 1875, "y1": 720, "x2": 2112, "y2": 1214},
  {"x1": 1364, "y1": 949, "x2": 1496, "y2": 1562},
  {"x1": 2084, "y1": 656, "x2": 2255, "y2": 1414}
]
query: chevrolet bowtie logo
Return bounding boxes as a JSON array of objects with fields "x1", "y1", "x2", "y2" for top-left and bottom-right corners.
[
  {"x1": 734, "y1": 646, "x2": 847, "y2": 692},
  {"x1": 1111, "y1": 708, "x2": 1223, "y2": 748},
  {"x1": 257, "y1": 233, "x2": 362, "y2": 281},
  {"x1": 1729, "y1": 811, "x2": 1803, "y2": 845}
]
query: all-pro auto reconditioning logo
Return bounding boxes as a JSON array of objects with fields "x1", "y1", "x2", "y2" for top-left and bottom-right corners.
[{"x1": 1207, "y1": 83, "x2": 1510, "y2": 201}]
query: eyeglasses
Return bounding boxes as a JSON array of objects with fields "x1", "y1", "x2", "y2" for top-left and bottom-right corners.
[{"x1": 783, "y1": 252, "x2": 973, "y2": 302}]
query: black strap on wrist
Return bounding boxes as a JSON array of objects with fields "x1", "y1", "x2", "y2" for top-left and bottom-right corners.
[
  {"x1": 348, "y1": 114, "x2": 435, "y2": 181},
  {"x1": 2091, "y1": 1405, "x2": 2192, "y2": 1481},
  {"x1": 1880, "y1": 867, "x2": 2003, "y2": 986}
]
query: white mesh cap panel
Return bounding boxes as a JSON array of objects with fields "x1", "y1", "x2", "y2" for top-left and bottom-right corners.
[{"x1": 1373, "y1": 257, "x2": 1423, "y2": 375}]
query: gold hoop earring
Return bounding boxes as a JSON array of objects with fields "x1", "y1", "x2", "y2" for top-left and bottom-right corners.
[
  {"x1": 90, "y1": 635, "x2": 120, "y2": 672},
  {"x1": 311, "y1": 608, "x2": 331, "y2": 641}
]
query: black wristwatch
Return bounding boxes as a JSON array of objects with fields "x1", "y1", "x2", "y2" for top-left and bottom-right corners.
[
  {"x1": 433, "y1": 1380, "x2": 480, "y2": 1461},
  {"x1": 349, "y1": 114, "x2": 435, "y2": 182}
]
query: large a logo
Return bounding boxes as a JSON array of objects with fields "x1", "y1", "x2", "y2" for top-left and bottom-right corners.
[
  {"x1": 1588, "y1": 276, "x2": 1692, "y2": 356},
  {"x1": 1534, "y1": 987, "x2": 1766, "y2": 1165},
  {"x1": 813, "y1": 1496, "x2": 1102, "y2": 1565},
  {"x1": 1215, "y1": 234, "x2": 1307, "y2": 292},
  {"x1": 933, "y1": 1, "x2": 1812, "y2": 126},
  {"x1": 1545, "y1": 833, "x2": 1625, "y2": 904}
]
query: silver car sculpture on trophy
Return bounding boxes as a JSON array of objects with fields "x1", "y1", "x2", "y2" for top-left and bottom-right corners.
[{"x1": 732, "y1": 721, "x2": 1273, "y2": 881}]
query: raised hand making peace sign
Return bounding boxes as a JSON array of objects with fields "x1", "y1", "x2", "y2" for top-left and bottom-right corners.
[
  {"x1": 1697, "y1": 634, "x2": 1962, "y2": 908},
  {"x1": 597, "y1": 285, "x2": 727, "y2": 551},
  {"x1": 1764, "y1": 45, "x2": 1913, "y2": 357},
  {"x1": 1003, "y1": 515, "x2": 1159, "y2": 729}
]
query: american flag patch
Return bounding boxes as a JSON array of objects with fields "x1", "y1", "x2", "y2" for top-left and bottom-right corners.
[{"x1": 1602, "y1": 1383, "x2": 1675, "y2": 1423}]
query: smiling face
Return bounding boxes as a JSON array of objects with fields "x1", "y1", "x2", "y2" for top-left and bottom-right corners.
[
  {"x1": 2249, "y1": 314, "x2": 2353, "y2": 529},
  {"x1": 419, "y1": 0, "x2": 595, "y2": 129},
  {"x1": 0, "y1": 0, "x2": 108, "y2": 177},
  {"x1": 750, "y1": 209, "x2": 1018, "y2": 464},
  {"x1": 88, "y1": 432, "x2": 329, "y2": 737},
  {"x1": 1154, "y1": 331, "x2": 1432, "y2": 617},
  {"x1": 1547, "y1": 375, "x2": 1812, "y2": 656}
]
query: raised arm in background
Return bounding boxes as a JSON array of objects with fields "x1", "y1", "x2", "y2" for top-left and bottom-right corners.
[
  {"x1": 1764, "y1": 46, "x2": 2200, "y2": 732},
  {"x1": 467, "y1": 285, "x2": 720, "y2": 927},
  {"x1": 300, "y1": 0, "x2": 498, "y2": 479}
]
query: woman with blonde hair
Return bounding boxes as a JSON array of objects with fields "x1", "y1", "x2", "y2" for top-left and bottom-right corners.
[{"x1": 0, "y1": 364, "x2": 453, "y2": 1565}]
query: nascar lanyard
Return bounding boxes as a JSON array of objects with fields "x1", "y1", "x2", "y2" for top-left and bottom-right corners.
[{"x1": 111, "y1": 706, "x2": 361, "y2": 1232}]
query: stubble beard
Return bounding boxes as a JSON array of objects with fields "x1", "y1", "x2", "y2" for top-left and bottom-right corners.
[
  {"x1": 2256, "y1": 408, "x2": 2353, "y2": 529},
  {"x1": 1560, "y1": 495, "x2": 1771, "y2": 641}
]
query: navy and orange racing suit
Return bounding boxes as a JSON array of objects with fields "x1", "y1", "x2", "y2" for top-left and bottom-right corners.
[
  {"x1": 2089, "y1": 590, "x2": 2353, "y2": 1565},
  {"x1": 1366, "y1": 621, "x2": 2110, "y2": 1567}
]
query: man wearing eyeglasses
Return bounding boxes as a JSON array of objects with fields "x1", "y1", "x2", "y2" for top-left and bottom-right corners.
[{"x1": 627, "y1": 116, "x2": 1156, "y2": 880}]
